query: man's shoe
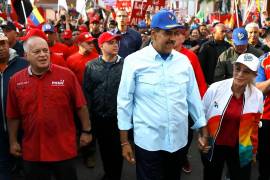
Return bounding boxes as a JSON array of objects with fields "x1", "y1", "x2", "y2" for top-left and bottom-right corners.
[{"x1": 182, "y1": 160, "x2": 192, "y2": 173}]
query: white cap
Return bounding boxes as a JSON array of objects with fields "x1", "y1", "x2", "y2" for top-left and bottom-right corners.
[{"x1": 235, "y1": 53, "x2": 259, "y2": 72}]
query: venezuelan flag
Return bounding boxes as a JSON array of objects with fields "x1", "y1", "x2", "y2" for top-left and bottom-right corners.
[{"x1": 29, "y1": 7, "x2": 44, "y2": 26}]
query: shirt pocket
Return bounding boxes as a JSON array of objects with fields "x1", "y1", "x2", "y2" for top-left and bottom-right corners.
[
  {"x1": 166, "y1": 77, "x2": 188, "y2": 96},
  {"x1": 136, "y1": 75, "x2": 159, "y2": 97}
]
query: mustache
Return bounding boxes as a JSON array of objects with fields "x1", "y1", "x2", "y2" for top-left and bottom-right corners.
[{"x1": 166, "y1": 40, "x2": 175, "y2": 45}]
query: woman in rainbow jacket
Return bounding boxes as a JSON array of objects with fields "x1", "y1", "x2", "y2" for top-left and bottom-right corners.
[{"x1": 201, "y1": 53, "x2": 263, "y2": 180}]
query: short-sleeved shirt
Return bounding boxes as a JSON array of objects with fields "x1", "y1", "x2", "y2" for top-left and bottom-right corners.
[
  {"x1": 6, "y1": 64, "x2": 86, "y2": 161},
  {"x1": 66, "y1": 52, "x2": 99, "y2": 85}
]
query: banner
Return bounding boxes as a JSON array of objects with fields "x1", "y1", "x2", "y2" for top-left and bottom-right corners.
[
  {"x1": 115, "y1": 0, "x2": 131, "y2": 9},
  {"x1": 130, "y1": 0, "x2": 148, "y2": 24},
  {"x1": 58, "y1": 0, "x2": 68, "y2": 11}
]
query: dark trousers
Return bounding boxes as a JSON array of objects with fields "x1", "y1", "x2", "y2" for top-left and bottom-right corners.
[
  {"x1": 201, "y1": 145, "x2": 251, "y2": 180},
  {"x1": 0, "y1": 132, "x2": 13, "y2": 180},
  {"x1": 135, "y1": 145, "x2": 185, "y2": 180},
  {"x1": 0, "y1": 160, "x2": 12, "y2": 180},
  {"x1": 182, "y1": 115, "x2": 194, "y2": 164},
  {"x1": 23, "y1": 158, "x2": 77, "y2": 180},
  {"x1": 258, "y1": 120, "x2": 270, "y2": 180},
  {"x1": 95, "y1": 117, "x2": 123, "y2": 180}
]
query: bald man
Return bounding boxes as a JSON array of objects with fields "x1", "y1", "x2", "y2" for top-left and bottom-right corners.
[{"x1": 198, "y1": 23, "x2": 231, "y2": 85}]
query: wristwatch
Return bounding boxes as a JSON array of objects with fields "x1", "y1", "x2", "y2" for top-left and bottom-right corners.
[{"x1": 81, "y1": 129, "x2": 92, "y2": 134}]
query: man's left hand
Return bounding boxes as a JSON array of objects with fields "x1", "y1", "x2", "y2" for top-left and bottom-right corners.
[{"x1": 79, "y1": 133, "x2": 92, "y2": 147}]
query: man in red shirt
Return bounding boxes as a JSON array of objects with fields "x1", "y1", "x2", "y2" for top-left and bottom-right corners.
[
  {"x1": 6, "y1": 36, "x2": 92, "y2": 180},
  {"x1": 61, "y1": 29, "x2": 78, "y2": 56},
  {"x1": 67, "y1": 32, "x2": 99, "y2": 85},
  {"x1": 174, "y1": 26, "x2": 207, "y2": 97},
  {"x1": 42, "y1": 23, "x2": 70, "y2": 60},
  {"x1": 174, "y1": 26, "x2": 208, "y2": 174},
  {"x1": 21, "y1": 28, "x2": 67, "y2": 67}
]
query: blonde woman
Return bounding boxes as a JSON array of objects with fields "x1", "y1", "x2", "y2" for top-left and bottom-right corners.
[{"x1": 201, "y1": 53, "x2": 263, "y2": 180}]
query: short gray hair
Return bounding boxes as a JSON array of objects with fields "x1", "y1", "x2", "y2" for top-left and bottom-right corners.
[
  {"x1": 23, "y1": 36, "x2": 47, "y2": 53},
  {"x1": 245, "y1": 22, "x2": 259, "y2": 31}
]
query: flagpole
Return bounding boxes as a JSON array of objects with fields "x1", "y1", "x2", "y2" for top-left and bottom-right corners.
[
  {"x1": 234, "y1": 0, "x2": 239, "y2": 27},
  {"x1": 21, "y1": 0, "x2": 28, "y2": 25},
  {"x1": 76, "y1": 0, "x2": 88, "y2": 28}
]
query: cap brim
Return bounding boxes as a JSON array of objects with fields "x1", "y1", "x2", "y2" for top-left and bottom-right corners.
[
  {"x1": 84, "y1": 37, "x2": 96, "y2": 43},
  {"x1": 153, "y1": 24, "x2": 182, "y2": 30},
  {"x1": 233, "y1": 40, "x2": 248, "y2": 46},
  {"x1": 19, "y1": 35, "x2": 28, "y2": 41},
  {"x1": 234, "y1": 61, "x2": 257, "y2": 72},
  {"x1": 109, "y1": 35, "x2": 121, "y2": 41},
  {"x1": 99, "y1": 35, "x2": 121, "y2": 47}
]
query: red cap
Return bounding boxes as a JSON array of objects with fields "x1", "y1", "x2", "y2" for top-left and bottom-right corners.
[
  {"x1": 98, "y1": 32, "x2": 121, "y2": 47},
  {"x1": 62, "y1": 29, "x2": 72, "y2": 39},
  {"x1": 78, "y1": 25, "x2": 88, "y2": 33},
  {"x1": 90, "y1": 16, "x2": 100, "y2": 24},
  {"x1": 20, "y1": 28, "x2": 48, "y2": 41},
  {"x1": 76, "y1": 32, "x2": 95, "y2": 44}
]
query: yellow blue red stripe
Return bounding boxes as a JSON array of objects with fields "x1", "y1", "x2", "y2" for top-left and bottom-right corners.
[{"x1": 29, "y1": 7, "x2": 44, "y2": 26}]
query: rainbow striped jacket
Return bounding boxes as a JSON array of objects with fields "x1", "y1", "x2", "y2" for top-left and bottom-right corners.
[{"x1": 202, "y1": 78, "x2": 263, "y2": 166}]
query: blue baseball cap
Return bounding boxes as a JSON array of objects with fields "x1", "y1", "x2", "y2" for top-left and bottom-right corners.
[
  {"x1": 150, "y1": 9, "x2": 181, "y2": 30},
  {"x1": 42, "y1": 23, "x2": 55, "y2": 33},
  {"x1": 138, "y1": 20, "x2": 147, "y2": 29},
  {"x1": 232, "y1": 28, "x2": 248, "y2": 46}
]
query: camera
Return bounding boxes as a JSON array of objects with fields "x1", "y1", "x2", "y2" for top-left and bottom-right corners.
[{"x1": 60, "y1": 15, "x2": 66, "y2": 21}]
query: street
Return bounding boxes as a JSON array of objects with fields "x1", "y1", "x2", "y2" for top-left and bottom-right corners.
[{"x1": 77, "y1": 132, "x2": 259, "y2": 180}]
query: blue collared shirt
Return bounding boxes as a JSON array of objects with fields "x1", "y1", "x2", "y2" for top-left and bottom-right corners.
[
  {"x1": 117, "y1": 44, "x2": 206, "y2": 152},
  {"x1": 117, "y1": 28, "x2": 142, "y2": 58}
]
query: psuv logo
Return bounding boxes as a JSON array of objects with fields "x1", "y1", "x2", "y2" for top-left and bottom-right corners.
[{"x1": 51, "y1": 80, "x2": 65, "y2": 86}]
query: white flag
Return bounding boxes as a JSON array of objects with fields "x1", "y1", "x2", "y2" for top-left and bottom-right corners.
[
  {"x1": 58, "y1": 0, "x2": 68, "y2": 11},
  {"x1": 76, "y1": 0, "x2": 87, "y2": 18}
]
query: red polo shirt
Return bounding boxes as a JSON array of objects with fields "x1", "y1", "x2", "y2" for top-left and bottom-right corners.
[
  {"x1": 51, "y1": 53, "x2": 67, "y2": 67},
  {"x1": 66, "y1": 52, "x2": 99, "y2": 85},
  {"x1": 50, "y1": 42, "x2": 70, "y2": 60},
  {"x1": 68, "y1": 45, "x2": 79, "y2": 57},
  {"x1": 6, "y1": 64, "x2": 86, "y2": 162}
]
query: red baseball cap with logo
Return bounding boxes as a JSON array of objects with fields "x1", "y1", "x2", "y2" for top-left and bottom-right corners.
[
  {"x1": 20, "y1": 28, "x2": 48, "y2": 41},
  {"x1": 76, "y1": 32, "x2": 95, "y2": 44},
  {"x1": 90, "y1": 16, "x2": 100, "y2": 24},
  {"x1": 78, "y1": 25, "x2": 88, "y2": 33},
  {"x1": 98, "y1": 32, "x2": 121, "y2": 47},
  {"x1": 62, "y1": 29, "x2": 72, "y2": 39}
]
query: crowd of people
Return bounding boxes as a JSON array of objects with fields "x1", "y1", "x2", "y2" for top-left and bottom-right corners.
[{"x1": 1, "y1": 6, "x2": 270, "y2": 180}]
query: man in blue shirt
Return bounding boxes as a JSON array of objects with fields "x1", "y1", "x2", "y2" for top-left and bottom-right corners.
[
  {"x1": 115, "y1": 9, "x2": 142, "y2": 58},
  {"x1": 117, "y1": 9, "x2": 209, "y2": 180}
]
